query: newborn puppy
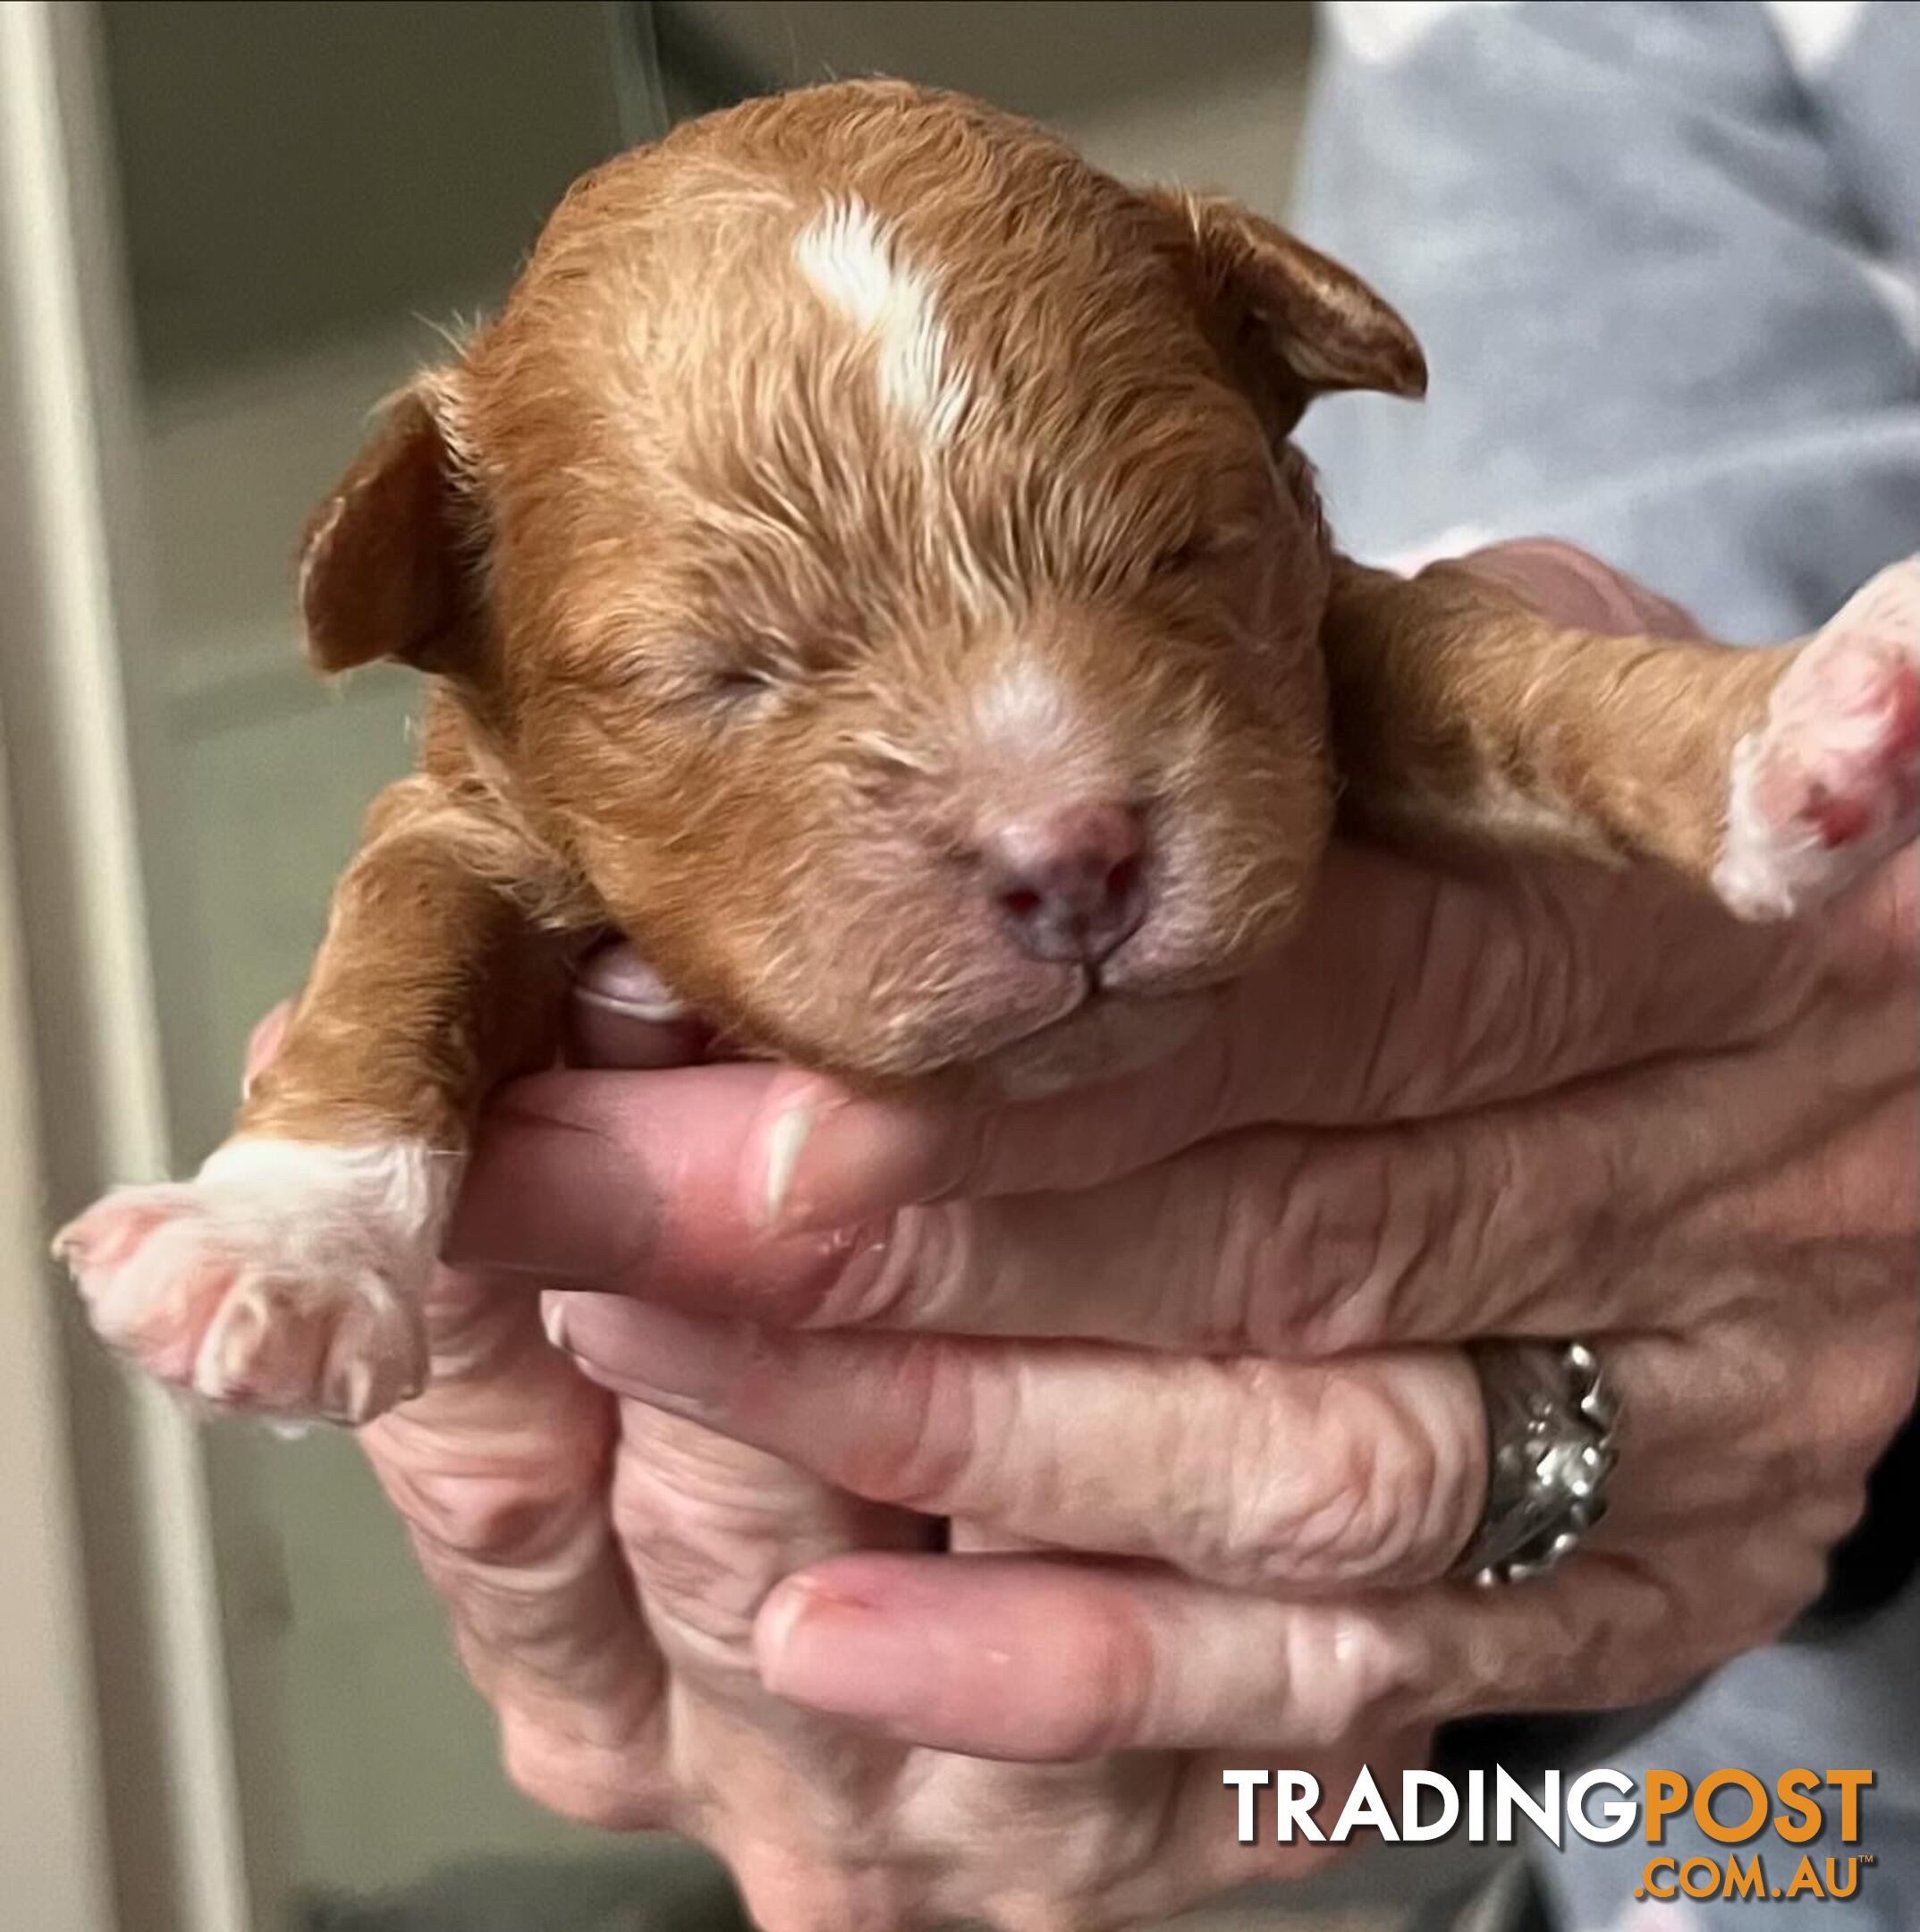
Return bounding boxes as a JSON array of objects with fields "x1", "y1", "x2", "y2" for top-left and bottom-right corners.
[{"x1": 58, "y1": 82, "x2": 1920, "y2": 1423}]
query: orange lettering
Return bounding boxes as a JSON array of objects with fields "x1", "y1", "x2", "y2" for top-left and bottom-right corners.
[
  {"x1": 1645, "y1": 1770, "x2": 1689, "y2": 1844},
  {"x1": 1695, "y1": 1769, "x2": 1767, "y2": 1845},
  {"x1": 1825, "y1": 1769, "x2": 1873, "y2": 1843},
  {"x1": 1773, "y1": 1768, "x2": 1822, "y2": 1844}
]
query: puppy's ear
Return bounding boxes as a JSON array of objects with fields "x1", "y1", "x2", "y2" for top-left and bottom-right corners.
[
  {"x1": 299, "y1": 377, "x2": 480, "y2": 675},
  {"x1": 1148, "y1": 191, "x2": 1426, "y2": 436}
]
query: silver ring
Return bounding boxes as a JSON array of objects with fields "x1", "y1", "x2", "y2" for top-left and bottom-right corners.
[{"x1": 1457, "y1": 1341, "x2": 1620, "y2": 1587}]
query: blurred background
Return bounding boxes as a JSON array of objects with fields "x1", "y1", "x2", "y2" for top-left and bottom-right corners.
[{"x1": 0, "y1": 4, "x2": 1486, "y2": 1930}]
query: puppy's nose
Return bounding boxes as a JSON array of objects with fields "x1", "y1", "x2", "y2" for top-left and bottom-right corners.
[{"x1": 984, "y1": 803, "x2": 1148, "y2": 965}]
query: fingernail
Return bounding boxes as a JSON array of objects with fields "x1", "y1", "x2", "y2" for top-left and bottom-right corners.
[
  {"x1": 755, "y1": 1572, "x2": 825, "y2": 1672},
  {"x1": 539, "y1": 1291, "x2": 567, "y2": 1352},
  {"x1": 549, "y1": 1296, "x2": 753, "y2": 1418},
  {"x1": 762, "y1": 1097, "x2": 818, "y2": 1227},
  {"x1": 751, "y1": 1080, "x2": 943, "y2": 1234},
  {"x1": 756, "y1": 1577, "x2": 930, "y2": 1728},
  {"x1": 571, "y1": 945, "x2": 689, "y2": 1023}
]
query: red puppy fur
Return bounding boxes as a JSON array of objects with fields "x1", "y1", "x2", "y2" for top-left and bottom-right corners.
[{"x1": 56, "y1": 83, "x2": 1920, "y2": 1424}]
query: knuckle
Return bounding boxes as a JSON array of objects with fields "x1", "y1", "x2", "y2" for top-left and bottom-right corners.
[
  {"x1": 1843, "y1": 1344, "x2": 1918, "y2": 1465},
  {"x1": 728, "y1": 1858, "x2": 912, "y2": 1932},
  {"x1": 1209, "y1": 1363, "x2": 1471, "y2": 1589},
  {"x1": 498, "y1": 1711, "x2": 668, "y2": 1833},
  {"x1": 1026, "y1": 1591, "x2": 1158, "y2": 1758},
  {"x1": 607, "y1": 1462, "x2": 714, "y2": 1590},
  {"x1": 1794, "y1": 1304, "x2": 1920, "y2": 1480},
  {"x1": 1645, "y1": 1534, "x2": 1827, "y2": 1677},
  {"x1": 607, "y1": 1417, "x2": 844, "y2": 1676},
  {"x1": 1238, "y1": 1126, "x2": 1526, "y2": 1360},
  {"x1": 859, "y1": 1201, "x2": 968, "y2": 1328},
  {"x1": 607, "y1": 1442, "x2": 774, "y2": 1651},
  {"x1": 833, "y1": 1336, "x2": 984, "y2": 1512},
  {"x1": 778, "y1": 1204, "x2": 961, "y2": 1332},
  {"x1": 1270, "y1": 1609, "x2": 1420, "y2": 1746},
  {"x1": 380, "y1": 1458, "x2": 581, "y2": 1570},
  {"x1": 929, "y1": 1105, "x2": 999, "y2": 1202},
  {"x1": 1235, "y1": 1140, "x2": 1396, "y2": 1355}
]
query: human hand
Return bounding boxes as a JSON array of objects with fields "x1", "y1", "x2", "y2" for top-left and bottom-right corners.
[
  {"x1": 242, "y1": 987, "x2": 949, "y2": 1929},
  {"x1": 524, "y1": 838, "x2": 1918, "y2": 1727},
  {"x1": 515, "y1": 543, "x2": 1911, "y2": 1919},
  {"x1": 314, "y1": 540, "x2": 1918, "y2": 1929},
  {"x1": 262, "y1": 966, "x2": 1341, "y2": 1931}
]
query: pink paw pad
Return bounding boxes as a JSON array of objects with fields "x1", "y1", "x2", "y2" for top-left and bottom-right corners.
[
  {"x1": 53, "y1": 1139, "x2": 447, "y2": 1427},
  {"x1": 1714, "y1": 557, "x2": 1920, "y2": 919}
]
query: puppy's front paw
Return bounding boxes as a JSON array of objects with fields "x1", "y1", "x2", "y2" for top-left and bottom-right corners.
[
  {"x1": 1715, "y1": 557, "x2": 1920, "y2": 919},
  {"x1": 55, "y1": 1139, "x2": 453, "y2": 1425}
]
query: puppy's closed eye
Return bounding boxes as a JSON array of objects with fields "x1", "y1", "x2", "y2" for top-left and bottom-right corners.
[
  {"x1": 1148, "y1": 507, "x2": 1266, "y2": 585},
  {"x1": 703, "y1": 659, "x2": 782, "y2": 707},
  {"x1": 1149, "y1": 535, "x2": 1211, "y2": 580},
  {"x1": 586, "y1": 637, "x2": 791, "y2": 718}
]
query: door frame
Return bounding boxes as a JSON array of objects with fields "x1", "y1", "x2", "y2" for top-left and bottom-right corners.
[{"x1": 0, "y1": 4, "x2": 251, "y2": 1928}]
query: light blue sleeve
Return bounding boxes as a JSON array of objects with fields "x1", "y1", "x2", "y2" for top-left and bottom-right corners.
[
  {"x1": 1289, "y1": 0, "x2": 1920, "y2": 642},
  {"x1": 1287, "y1": 13, "x2": 1920, "y2": 1930}
]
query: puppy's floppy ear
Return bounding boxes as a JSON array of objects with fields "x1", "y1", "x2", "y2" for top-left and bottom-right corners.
[
  {"x1": 1146, "y1": 191, "x2": 1426, "y2": 436},
  {"x1": 299, "y1": 376, "x2": 481, "y2": 675}
]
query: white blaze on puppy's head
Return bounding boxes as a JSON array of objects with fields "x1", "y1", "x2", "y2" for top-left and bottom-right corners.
[
  {"x1": 793, "y1": 196, "x2": 971, "y2": 442},
  {"x1": 971, "y1": 654, "x2": 1082, "y2": 759}
]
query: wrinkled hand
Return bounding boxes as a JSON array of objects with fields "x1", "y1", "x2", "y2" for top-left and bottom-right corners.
[
  {"x1": 252, "y1": 974, "x2": 1367, "y2": 1930},
  {"x1": 323, "y1": 543, "x2": 1918, "y2": 1931}
]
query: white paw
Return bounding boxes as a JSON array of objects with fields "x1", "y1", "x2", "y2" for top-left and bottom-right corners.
[
  {"x1": 54, "y1": 1139, "x2": 454, "y2": 1426},
  {"x1": 1714, "y1": 557, "x2": 1920, "y2": 919}
]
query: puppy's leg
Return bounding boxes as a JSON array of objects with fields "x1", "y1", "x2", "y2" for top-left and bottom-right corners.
[
  {"x1": 55, "y1": 775, "x2": 572, "y2": 1425},
  {"x1": 1324, "y1": 555, "x2": 1920, "y2": 918}
]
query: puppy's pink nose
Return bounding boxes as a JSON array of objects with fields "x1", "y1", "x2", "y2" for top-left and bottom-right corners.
[{"x1": 984, "y1": 803, "x2": 1148, "y2": 965}]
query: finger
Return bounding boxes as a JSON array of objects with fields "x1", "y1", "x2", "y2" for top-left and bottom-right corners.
[
  {"x1": 1593, "y1": 1300, "x2": 1920, "y2": 1546},
  {"x1": 440, "y1": 863, "x2": 1840, "y2": 1292},
  {"x1": 556, "y1": 1299, "x2": 1486, "y2": 1592},
  {"x1": 751, "y1": 1532, "x2": 1816, "y2": 1759},
  {"x1": 444, "y1": 1063, "x2": 856, "y2": 1295},
  {"x1": 761, "y1": 1553, "x2": 1425, "y2": 1758},
  {"x1": 610, "y1": 1397, "x2": 927, "y2": 1689},
  {"x1": 739, "y1": 840, "x2": 1833, "y2": 1235},
  {"x1": 605, "y1": 1398, "x2": 935, "y2": 1928},
  {"x1": 1447, "y1": 538, "x2": 1710, "y2": 641},
  {"x1": 901, "y1": 1732, "x2": 1405, "y2": 1921},
  {"x1": 557, "y1": 1299, "x2": 1890, "y2": 1590},
  {"x1": 241, "y1": 1001, "x2": 292, "y2": 1095},
  {"x1": 565, "y1": 941, "x2": 713, "y2": 1070},
  {"x1": 357, "y1": 1267, "x2": 672, "y2": 1829},
  {"x1": 447, "y1": 850, "x2": 1909, "y2": 1296},
  {"x1": 514, "y1": 971, "x2": 1908, "y2": 1352}
]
